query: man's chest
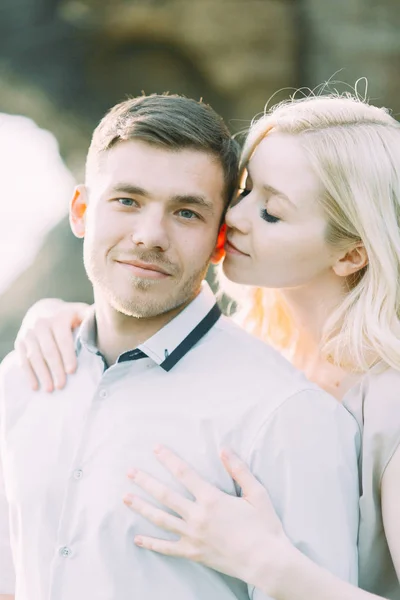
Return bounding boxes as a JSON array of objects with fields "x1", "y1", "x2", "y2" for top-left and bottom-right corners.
[{"x1": 1, "y1": 374, "x2": 245, "y2": 528}]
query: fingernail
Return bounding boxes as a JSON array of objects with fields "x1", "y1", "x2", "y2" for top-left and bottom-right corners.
[
  {"x1": 127, "y1": 468, "x2": 138, "y2": 479},
  {"x1": 154, "y1": 444, "x2": 164, "y2": 454},
  {"x1": 123, "y1": 493, "x2": 134, "y2": 506},
  {"x1": 135, "y1": 536, "x2": 143, "y2": 546},
  {"x1": 66, "y1": 365, "x2": 75, "y2": 374}
]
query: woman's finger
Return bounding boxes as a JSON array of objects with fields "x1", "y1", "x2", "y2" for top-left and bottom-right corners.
[
  {"x1": 154, "y1": 446, "x2": 217, "y2": 501},
  {"x1": 34, "y1": 324, "x2": 69, "y2": 390},
  {"x1": 52, "y1": 322, "x2": 78, "y2": 376},
  {"x1": 69, "y1": 303, "x2": 91, "y2": 329},
  {"x1": 220, "y1": 448, "x2": 274, "y2": 509},
  {"x1": 127, "y1": 468, "x2": 193, "y2": 520},
  {"x1": 14, "y1": 339, "x2": 39, "y2": 391},
  {"x1": 123, "y1": 494, "x2": 186, "y2": 536},
  {"x1": 17, "y1": 333, "x2": 55, "y2": 393},
  {"x1": 134, "y1": 535, "x2": 187, "y2": 558},
  {"x1": 51, "y1": 303, "x2": 90, "y2": 376}
]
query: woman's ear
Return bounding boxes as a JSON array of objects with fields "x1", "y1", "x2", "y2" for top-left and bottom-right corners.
[
  {"x1": 69, "y1": 185, "x2": 88, "y2": 239},
  {"x1": 211, "y1": 224, "x2": 227, "y2": 265},
  {"x1": 333, "y1": 243, "x2": 368, "y2": 277}
]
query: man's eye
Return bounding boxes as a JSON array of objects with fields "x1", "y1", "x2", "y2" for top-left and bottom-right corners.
[
  {"x1": 177, "y1": 209, "x2": 199, "y2": 220},
  {"x1": 117, "y1": 198, "x2": 136, "y2": 207}
]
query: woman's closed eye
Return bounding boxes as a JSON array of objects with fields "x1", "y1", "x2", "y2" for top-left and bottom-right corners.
[
  {"x1": 260, "y1": 208, "x2": 280, "y2": 224},
  {"x1": 236, "y1": 188, "x2": 281, "y2": 223}
]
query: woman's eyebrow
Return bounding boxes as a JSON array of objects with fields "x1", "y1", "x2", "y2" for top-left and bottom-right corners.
[
  {"x1": 263, "y1": 184, "x2": 296, "y2": 208},
  {"x1": 246, "y1": 166, "x2": 295, "y2": 208}
]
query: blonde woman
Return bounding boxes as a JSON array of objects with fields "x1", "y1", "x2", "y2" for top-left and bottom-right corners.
[{"x1": 14, "y1": 95, "x2": 400, "y2": 599}]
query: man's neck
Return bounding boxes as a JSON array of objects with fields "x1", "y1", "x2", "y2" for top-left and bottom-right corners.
[{"x1": 93, "y1": 293, "x2": 198, "y2": 366}]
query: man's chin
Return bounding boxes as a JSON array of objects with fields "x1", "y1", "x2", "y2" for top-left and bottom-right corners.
[{"x1": 110, "y1": 291, "x2": 183, "y2": 319}]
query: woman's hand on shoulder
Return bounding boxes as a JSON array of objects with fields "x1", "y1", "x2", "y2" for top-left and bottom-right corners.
[{"x1": 14, "y1": 298, "x2": 90, "y2": 392}]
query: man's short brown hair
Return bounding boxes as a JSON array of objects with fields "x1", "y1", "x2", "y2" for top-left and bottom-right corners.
[{"x1": 86, "y1": 94, "x2": 240, "y2": 205}]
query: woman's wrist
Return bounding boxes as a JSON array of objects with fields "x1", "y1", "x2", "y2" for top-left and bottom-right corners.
[
  {"x1": 247, "y1": 536, "x2": 297, "y2": 598},
  {"x1": 254, "y1": 543, "x2": 361, "y2": 600}
]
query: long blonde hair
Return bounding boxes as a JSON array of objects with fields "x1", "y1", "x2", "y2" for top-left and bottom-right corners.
[{"x1": 227, "y1": 94, "x2": 400, "y2": 372}]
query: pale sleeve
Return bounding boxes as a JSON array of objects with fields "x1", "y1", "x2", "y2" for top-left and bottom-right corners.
[
  {"x1": 0, "y1": 366, "x2": 16, "y2": 594},
  {"x1": 246, "y1": 389, "x2": 360, "y2": 600}
]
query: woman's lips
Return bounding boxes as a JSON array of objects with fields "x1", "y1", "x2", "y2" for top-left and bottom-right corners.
[{"x1": 224, "y1": 239, "x2": 249, "y2": 257}]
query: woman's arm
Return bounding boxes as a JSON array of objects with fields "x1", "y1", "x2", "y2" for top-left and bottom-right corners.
[
  {"x1": 382, "y1": 444, "x2": 400, "y2": 582},
  {"x1": 124, "y1": 446, "x2": 389, "y2": 600},
  {"x1": 14, "y1": 299, "x2": 90, "y2": 391},
  {"x1": 268, "y1": 550, "x2": 384, "y2": 600}
]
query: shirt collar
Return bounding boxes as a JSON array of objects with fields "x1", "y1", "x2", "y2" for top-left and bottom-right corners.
[{"x1": 75, "y1": 281, "x2": 220, "y2": 372}]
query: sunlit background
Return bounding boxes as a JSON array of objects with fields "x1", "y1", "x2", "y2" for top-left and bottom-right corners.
[
  {"x1": 1, "y1": 0, "x2": 400, "y2": 357},
  {"x1": 0, "y1": 114, "x2": 74, "y2": 294}
]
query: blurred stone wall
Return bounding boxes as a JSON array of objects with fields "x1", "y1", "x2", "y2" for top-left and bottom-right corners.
[
  {"x1": 1, "y1": 0, "x2": 400, "y2": 357},
  {"x1": 301, "y1": 0, "x2": 400, "y2": 109}
]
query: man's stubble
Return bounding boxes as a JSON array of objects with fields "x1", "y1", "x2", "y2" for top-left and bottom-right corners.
[{"x1": 84, "y1": 244, "x2": 213, "y2": 319}]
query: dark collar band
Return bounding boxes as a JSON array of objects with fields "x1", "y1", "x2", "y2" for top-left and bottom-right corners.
[{"x1": 160, "y1": 303, "x2": 221, "y2": 372}]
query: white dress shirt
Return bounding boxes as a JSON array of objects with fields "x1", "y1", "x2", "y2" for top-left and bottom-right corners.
[{"x1": 0, "y1": 282, "x2": 360, "y2": 600}]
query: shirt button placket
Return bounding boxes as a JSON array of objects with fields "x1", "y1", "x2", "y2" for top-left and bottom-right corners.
[
  {"x1": 59, "y1": 546, "x2": 72, "y2": 558},
  {"x1": 99, "y1": 388, "x2": 108, "y2": 399}
]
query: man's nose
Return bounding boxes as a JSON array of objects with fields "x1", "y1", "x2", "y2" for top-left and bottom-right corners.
[{"x1": 130, "y1": 209, "x2": 169, "y2": 252}]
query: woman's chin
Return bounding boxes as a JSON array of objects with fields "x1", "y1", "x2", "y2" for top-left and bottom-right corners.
[{"x1": 221, "y1": 260, "x2": 249, "y2": 286}]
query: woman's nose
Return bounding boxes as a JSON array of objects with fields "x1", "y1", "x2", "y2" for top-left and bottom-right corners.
[{"x1": 225, "y1": 197, "x2": 252, "y2": 234}]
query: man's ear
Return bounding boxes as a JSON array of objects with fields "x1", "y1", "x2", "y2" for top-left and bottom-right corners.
[
  {"x1": 211, "y1": 224, "x2": 227, "y2": 265},
  {"x1": 69, "y1": 185, "x2": 88, "y2": 239},
  {"x1": 332, "y1": 243, "x2": 368, "y2": 277}
]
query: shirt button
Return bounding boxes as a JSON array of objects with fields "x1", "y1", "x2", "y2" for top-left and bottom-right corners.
[
  {"x1": 99, "y1": 388, "x2": 108, "y2": 399},
  {"x1": 59, "y1": 546, "x2": 72, "y2": 558},
  {"x1": 73, "y1": 469, "x2": 83, "y2": 480}
]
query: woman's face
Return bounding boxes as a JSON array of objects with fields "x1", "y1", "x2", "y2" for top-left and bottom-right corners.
[{"x1": 223, "y1": 133, "x2": 339, "y2": 288}]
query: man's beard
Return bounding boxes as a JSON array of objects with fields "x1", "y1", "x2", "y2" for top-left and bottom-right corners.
[{"x1": 84, "y1": 246, "x2": 211, "y2": 319}]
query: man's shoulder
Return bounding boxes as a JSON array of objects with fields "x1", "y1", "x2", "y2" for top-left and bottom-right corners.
[
  {"x1": 212, "y1": 315, "x2": 306, "y2": 379},
  {"x1": 213, "y1": 318, "x2": 358, "y2": 424},
  {"x1": 208, "y1": 317, "x2": 331, "y2": 411},
  {"x1": 250, "y1": 385, "x2": 361, "y2": 462},
  {"x1": 214, "y1": 315, "x2": 287, "y2": 359},
  {"x1": 0, "y1": 352, "x2": 33, "y2": 419},
  {"x1": 0, "y1": 351, "x2": 24, "y2": 383}
]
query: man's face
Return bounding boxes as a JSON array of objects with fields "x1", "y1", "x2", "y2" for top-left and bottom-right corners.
[{"x1": 73, "y1": 140, "x2": 226, "y2": 318}]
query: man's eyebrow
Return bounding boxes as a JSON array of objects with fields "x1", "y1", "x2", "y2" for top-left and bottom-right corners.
[
  {"x1": 171, "y1": 195, "x2": 215, "y2": 213},
  {"x1": 110, "y1": 183, "x2": 149, "y2": 196}
]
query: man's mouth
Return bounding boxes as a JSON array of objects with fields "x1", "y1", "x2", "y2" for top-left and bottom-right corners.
[{"x1": 116, "y1": 259, "x2": 172, "y2": 279}]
